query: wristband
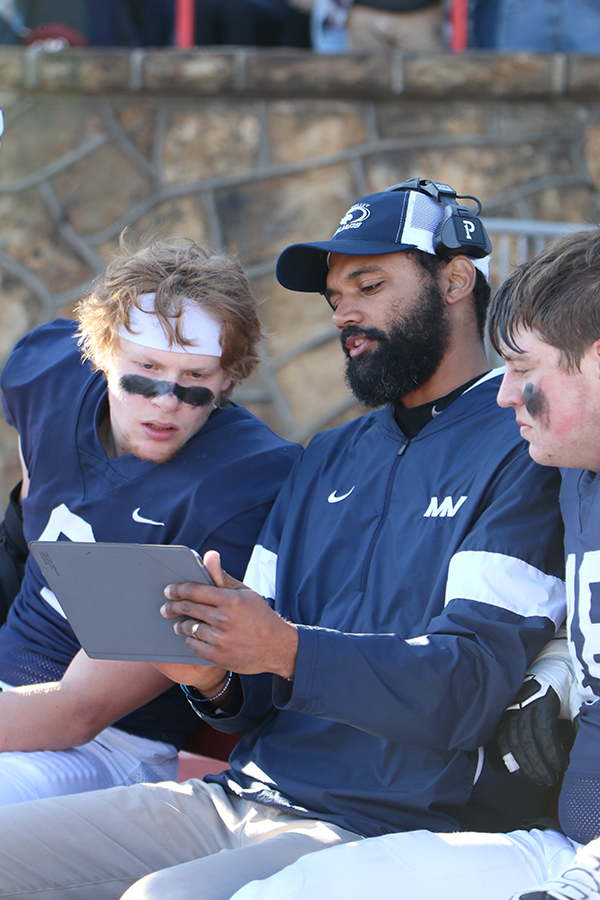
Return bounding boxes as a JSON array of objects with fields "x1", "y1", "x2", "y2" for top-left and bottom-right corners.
[{"x1": 182, "y1": 671, "x2": 233, "y2": 704}]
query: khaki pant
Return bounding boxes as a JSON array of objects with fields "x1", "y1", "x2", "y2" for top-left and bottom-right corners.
[
  {"x1": 347, "y1": 2, "x2": 444, "y2": 52},
  {"x1": 0, "y1": 779, "x2": 358, "y2": 900}
]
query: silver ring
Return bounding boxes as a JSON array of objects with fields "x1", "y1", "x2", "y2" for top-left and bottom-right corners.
[{"x1": 191, "y1": 622, "x2": 201, "y2": 640}]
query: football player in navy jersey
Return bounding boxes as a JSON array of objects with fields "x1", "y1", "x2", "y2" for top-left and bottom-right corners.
[{"x1": 0, "y1": 237, "x2": 299, "y2": 806}]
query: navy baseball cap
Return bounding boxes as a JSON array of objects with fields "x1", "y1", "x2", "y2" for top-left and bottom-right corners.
[{"x1": 276, "y1": 186, "x2": 491, "y2": 293}]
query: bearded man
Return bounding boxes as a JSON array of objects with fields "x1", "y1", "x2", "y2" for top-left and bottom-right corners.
[{"x1": 0, "y1": 181, "x2": 568, "y2": 900}]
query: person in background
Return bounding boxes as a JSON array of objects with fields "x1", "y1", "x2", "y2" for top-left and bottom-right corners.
[
  {"x1": 346, "y1": 0, "x2": 443, "y2": 52},
  {"x1": 85, "y1": 0, "x2": 174, "y2": 47},
  {"x1": 495, "y1": 0, "x2": 600, "y2": 53},
  {"x1": 193, "y1": 0, "x2": 310, "y2": 48}
]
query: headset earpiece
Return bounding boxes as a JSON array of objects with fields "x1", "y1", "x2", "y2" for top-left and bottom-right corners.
[
  {"x1": 433, "y1": 202, "x2": 492, "y2": 259},
  {"x1": 384, "y1": 178, "x2": 492, "y2": 261}
]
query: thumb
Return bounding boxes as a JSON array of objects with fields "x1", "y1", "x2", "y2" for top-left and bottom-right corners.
[{"x1": 203, "y1": 549, "x2": 243, "y2": 590}]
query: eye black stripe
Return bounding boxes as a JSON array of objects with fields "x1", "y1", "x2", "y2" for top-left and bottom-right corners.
[{"x1": 119, "y1": 375, "x2": 214, "y2": 408}]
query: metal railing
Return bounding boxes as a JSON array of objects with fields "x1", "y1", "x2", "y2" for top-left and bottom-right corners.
[{"x1": 483, "y1": 217, "x2": 597, "y2": 289}]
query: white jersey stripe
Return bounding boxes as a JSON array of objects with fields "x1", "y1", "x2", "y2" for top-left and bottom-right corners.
[
  {"x1": 445, "y1": 550, "x2": 565, "y2": 626},
  {"x1": 244, "y1": 544, "x2": 277, "y2": 599}
]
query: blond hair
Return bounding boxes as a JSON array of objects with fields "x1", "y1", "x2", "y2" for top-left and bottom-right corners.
[{"x1": 77, "y1": 237, "x2": 262, "y2": 394}]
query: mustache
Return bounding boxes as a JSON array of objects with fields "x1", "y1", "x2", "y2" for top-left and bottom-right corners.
[
  {"x1": 339, "y1": 325, "x2": 388, "y2": 356},
  {"x1": 119, "y1": 375, "x2": 215, "y2": 408}
]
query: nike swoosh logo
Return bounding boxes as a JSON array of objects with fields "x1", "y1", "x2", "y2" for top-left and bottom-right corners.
[
  {"x1": 328, "y1": 487, "x2": 355, "y2": 504},
  {"x1": 132, "y1": 508, "x2": 165, "y2": 526}
]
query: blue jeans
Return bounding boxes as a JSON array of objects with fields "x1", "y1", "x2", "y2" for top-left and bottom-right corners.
[{"x1": 497, "y1": 0, "x2": 600, "y2": 52}]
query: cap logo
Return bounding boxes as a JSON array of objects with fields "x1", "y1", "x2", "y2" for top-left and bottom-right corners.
[{"x1": 333, "y1": 203, "x2": 370, "y2": 236}]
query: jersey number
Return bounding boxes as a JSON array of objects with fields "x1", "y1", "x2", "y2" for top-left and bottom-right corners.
[
  {"x1": 569, "y1": 550, "x2": 600, "y2": 699},
  {"x1": 38, "y1": 504, "x2": 95, "y2": 543},
  {"x1": 37, "y1": 505, "x2": 95, "y2": 618}
]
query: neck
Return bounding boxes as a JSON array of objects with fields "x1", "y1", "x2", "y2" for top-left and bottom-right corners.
[
  {"x1": 398, "y1": 340, "x2": 489, "y2": 408},
  {"x1": 98, "y1": 413, "x2": 119, "y2": 459}
]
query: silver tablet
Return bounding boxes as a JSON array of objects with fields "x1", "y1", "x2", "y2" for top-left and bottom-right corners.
[{"x1": 29, "y1": 541, "x2": 215, "y2": 665}]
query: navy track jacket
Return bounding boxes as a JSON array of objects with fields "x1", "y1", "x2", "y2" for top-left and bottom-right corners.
[{"x1": 196, "y1": 371, "x2": 566, "y2": 836}]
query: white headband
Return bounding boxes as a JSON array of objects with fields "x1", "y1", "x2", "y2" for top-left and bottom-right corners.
[{"x1": 119, "y1": 293, "x2": 223, "y2": 357}]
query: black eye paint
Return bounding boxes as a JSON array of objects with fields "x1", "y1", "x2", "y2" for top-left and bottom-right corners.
[
  {"x1": 119, "y1": 375, "x2": 214, "y2": 408},
  {"x1": 523, "y1": 381, "x2": 549, "y2": 424}
]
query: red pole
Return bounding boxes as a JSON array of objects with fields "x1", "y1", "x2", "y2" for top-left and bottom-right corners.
[
  {"x1": 175, "y1": 0, "x2": 195, "y2": 48},
  {"x1": 450, "y1": 0, "x2": 469, "y2": 52}
]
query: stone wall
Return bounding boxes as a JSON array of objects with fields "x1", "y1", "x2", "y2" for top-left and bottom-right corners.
[{"x1": 0, "y1": 46, "x2": 600, "y2": 502}]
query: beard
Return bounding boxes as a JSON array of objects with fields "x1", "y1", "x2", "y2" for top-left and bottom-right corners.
[
  {"x1": 128, "y1": 441, "x2": 182, "y2": 464},
  {"x1": 342, "y1": 278, "x2": 450, "y2": 408},
  {"x1": 118, "y1": 427, "x2": 188, "y2": 464}
]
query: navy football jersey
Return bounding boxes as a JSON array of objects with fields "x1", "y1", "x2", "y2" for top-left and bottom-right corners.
[
  {"x1": 0, "y1": 320, "x2": 300, "y2": 747},
  {"x1": 559, "y1": 468, "x2": 600, "y2": 708},
  {"x1": 557, "y1": 468, "x2": 600, "y2": 842}
]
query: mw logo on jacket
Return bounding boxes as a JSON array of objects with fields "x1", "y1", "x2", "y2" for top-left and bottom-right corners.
[{"x1": 423, "y1": 496, "x2": 468, "y2": 518}]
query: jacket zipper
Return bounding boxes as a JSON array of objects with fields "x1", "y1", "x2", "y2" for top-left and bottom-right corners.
[{"x1": 359, "y1": 438, "x2": 410, "y2": 592}]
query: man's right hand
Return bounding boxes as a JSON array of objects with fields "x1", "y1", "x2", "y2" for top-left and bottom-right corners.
[
  {"x1": 159, "y1": 550, "x2": 298, "y2": 684},
  {"x1": 497, "y1": 676, "x2": 569, "y2": 786},
  {"x1": 152, "y1": 551, "x2": 235, "y2": 699}
]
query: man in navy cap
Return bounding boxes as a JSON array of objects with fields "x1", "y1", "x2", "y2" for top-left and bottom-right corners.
[{"x1": 0, "y1": 180, "x2": 567, "y2": 900}]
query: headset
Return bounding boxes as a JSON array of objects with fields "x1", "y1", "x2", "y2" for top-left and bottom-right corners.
[{"x1": 384, "y1": 177, "x2": 492, "y2": 260}]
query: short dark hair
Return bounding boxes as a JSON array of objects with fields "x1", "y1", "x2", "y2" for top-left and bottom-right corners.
[
  {"x1": 409, "y1": 250, "x2": 491, "y2": 340},
  {"x1": 488, "y1": 229, "x2": 600, "y2": 369}
]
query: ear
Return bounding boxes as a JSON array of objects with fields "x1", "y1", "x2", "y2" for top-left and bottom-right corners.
[
  {"x1": 93, "y1": 335, "x2": 123, "y2": 376},
  {"x1": 588, "y1": 339, "x2": 600, "y2": 377},
  {"x1": 93, "y1": 349, "x2": 110, "y2": 376},
  {"x1": 93, "y1": 351, "x2": 106, "y2": 374},
  {"x1": 219, "y1": 372, "x2": 232, "y2": 395},
  {"x1": 443, "y1": 256, "x2": 477, "y2": 306}
]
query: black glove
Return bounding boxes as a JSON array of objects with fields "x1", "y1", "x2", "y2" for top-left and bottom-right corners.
[{"x1": 497, "y1": 676, "x2": 570, "y2": 787}]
